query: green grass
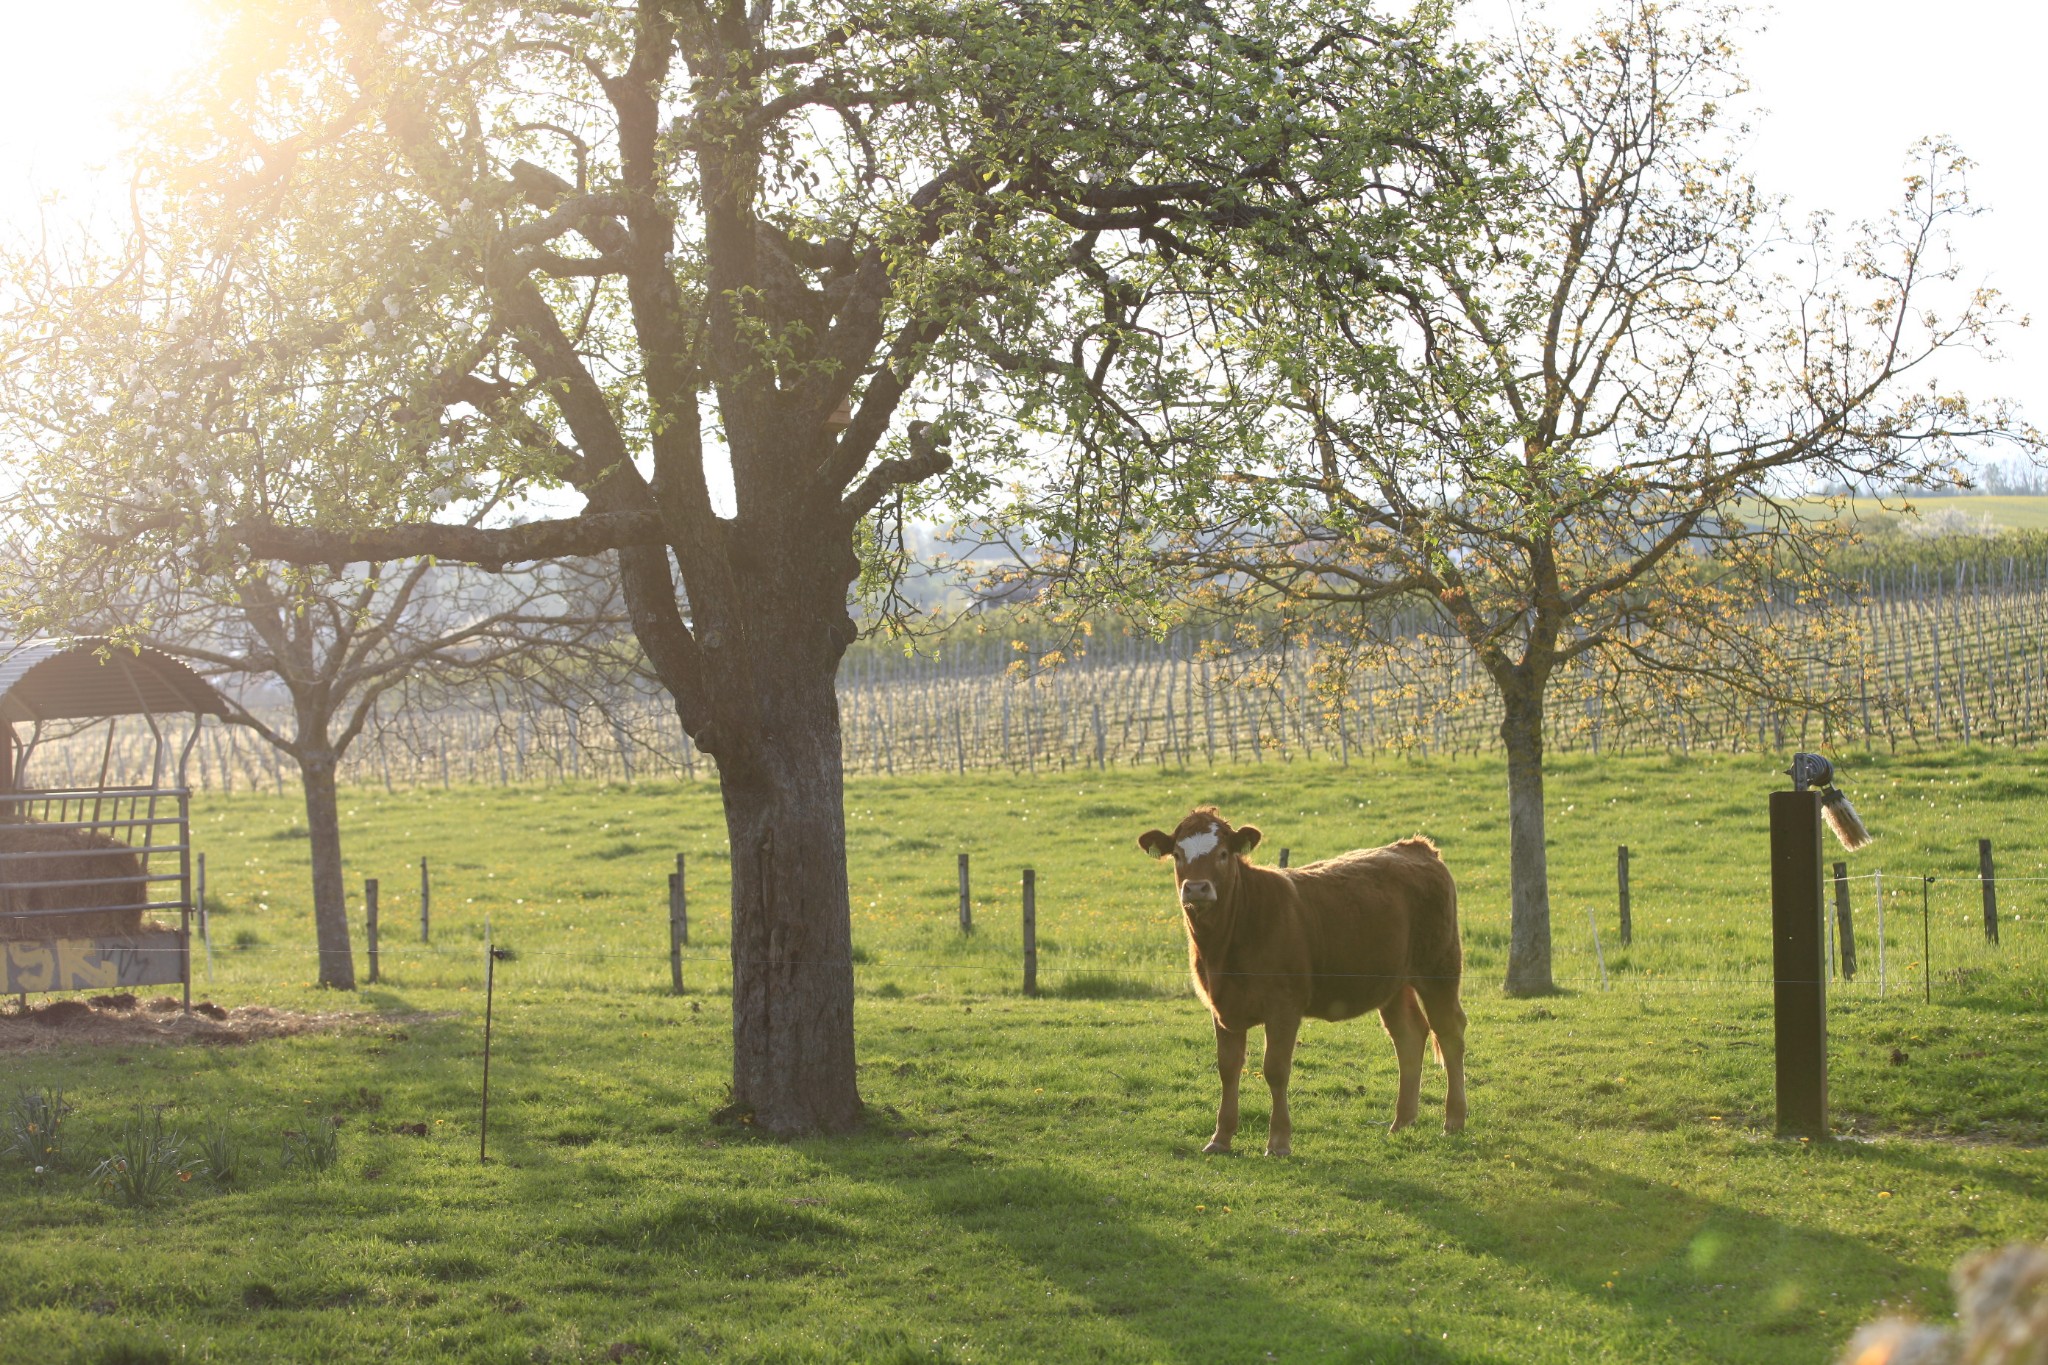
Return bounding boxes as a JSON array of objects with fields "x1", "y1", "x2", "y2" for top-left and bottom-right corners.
[
  {"x1": 3, "y1": 749, "x2": 2045, "y2": 1363},
  {"x1": 1832, "y1": 494, "x2": 2048, "y2": 532}
]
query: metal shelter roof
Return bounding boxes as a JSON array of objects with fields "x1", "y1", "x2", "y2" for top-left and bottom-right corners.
[{"x1": 0, "y1": 639, "x2": 231, "y2": 726}]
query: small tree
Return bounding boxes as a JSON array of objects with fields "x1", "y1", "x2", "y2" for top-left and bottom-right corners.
[
  {"x1": 8, "y1": 553, "x2": 624, "y2": 988},
  {"x1": 1030, "y1": 1, "x2": 2037, "y2": 993}
]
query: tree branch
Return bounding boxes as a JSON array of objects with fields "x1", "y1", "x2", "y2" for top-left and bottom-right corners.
[{"x1": 234, "y1": 513, "x2": 667, "y2": 571}]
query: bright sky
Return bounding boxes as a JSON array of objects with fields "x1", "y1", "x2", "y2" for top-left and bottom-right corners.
[
  {"x1": 1470, "y1": 1, "x2": 2048, "y2": 472},
  {"x1": 0, "y1": 0, "x2": 2040, "y2": 468},
  {"x1": 0, "y1": 0, "x2": 209, "y2": 234}
]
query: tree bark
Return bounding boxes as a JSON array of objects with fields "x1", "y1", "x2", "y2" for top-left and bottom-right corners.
[
  {"x1": 298, "y1": 749, "x2": 356, "y2": 990},
  {"x1": 711, "y1": 618, "x2": 863, "y2": 1135},
  {"x1": 1499, "y1": 676, "x2": 1555, "y2": 995}
]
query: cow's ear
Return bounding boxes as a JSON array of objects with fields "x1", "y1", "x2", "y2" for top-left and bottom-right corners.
[
  {"x1": 1137, "y1": 830, "x2": 1175, "y2": 858},
  {"x1": 1229, "y1": 825, "x2": 1263, "y2": 855}
]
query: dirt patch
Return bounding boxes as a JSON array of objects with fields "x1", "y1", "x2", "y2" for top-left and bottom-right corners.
[{"x1": 0, "y1": 995, "x2": 435, "y2": 1052}]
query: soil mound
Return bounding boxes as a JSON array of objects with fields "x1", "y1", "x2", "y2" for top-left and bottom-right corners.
[{"x1": 0, "y1": 995, "x2": 428, "y2": 1052}]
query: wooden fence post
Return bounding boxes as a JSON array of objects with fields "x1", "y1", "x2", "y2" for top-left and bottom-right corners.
[
  {"x1": 1277, "y1": 848, "x2": 1290, "y2": 869},
  {"x1": 1769, "y1": 788, "x2": 1828, "y2": 1137},
  {"x1": 366, "y1": 878, "x2": 380, "y2": 984},
  {"x1": 1022, "y1": 868, "x2": 1037, "y2": 997},
  {"x1": 673, "y1": 852, "x2": 689, "y2": 946},
  {"x1": 668, "y1": 873, "x2": 684, "y2": 995},
  {"x1": 1979, "y1": 838, "x2": 1999, "y2": 944},
  {"x1": 1617, "y1": 845, "x2": 1632, "y2": 946},
  {"x1": 958, "y1": 853, "x2": 972, "y2": 933},
  {"x1": 420, "y1": 856, "x2": 431, "y2": 944},
  {"x1": 1832, "y1": 862, "x2": 1856, "y2": 980}
]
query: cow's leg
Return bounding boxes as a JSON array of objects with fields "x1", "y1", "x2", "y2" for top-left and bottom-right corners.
[
  {"x1": 1206, "y1": 1021, "x2": 1247, "y2": 1154},
  {"x1": 1417, "y1": 979, "x2": 1469, "y2": 1134},
  {"x1": 1379, "y1": 987, "x2": 1428, "y2": 1133},
  {"x1": 1261, "y1": 1013, "x2": 1301, "y2": 1156}
]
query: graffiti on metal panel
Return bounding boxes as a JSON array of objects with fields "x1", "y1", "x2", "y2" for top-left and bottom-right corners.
[{"x1": 3, "y1": 934, "x2": 183, "y2": 993}]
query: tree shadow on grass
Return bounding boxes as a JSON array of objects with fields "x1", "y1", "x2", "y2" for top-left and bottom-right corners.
[
  {"x1": 1290, "y1": 1134, "x2": 1969, "y2": 1361},
  {"x1": 800, "y1": 1138, "x2": 1505, "y2": 1365}
]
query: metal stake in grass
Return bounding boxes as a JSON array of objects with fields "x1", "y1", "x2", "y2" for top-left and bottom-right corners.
[
  {"x1": 480, "y1": 917, "x2": 511, "y2": 1164},
  {"x1": 1586, "y1": 905, "x2": 1608, "y2": 991},
  {"x1": 198, "y1": 852, "x2": 213, "y2": 983},
  {"x1": 1922, "y1": 876, "x2": 1934, "y2": 1004}
]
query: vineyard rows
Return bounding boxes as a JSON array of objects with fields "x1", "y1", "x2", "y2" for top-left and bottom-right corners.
[{"x1": 26, "y1": 555, "x2": 2048, "y2": 793}]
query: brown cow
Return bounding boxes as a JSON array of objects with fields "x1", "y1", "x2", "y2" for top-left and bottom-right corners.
[{"x1": 1138, "y1": 806, "x2": 1466, "y2": 1153}]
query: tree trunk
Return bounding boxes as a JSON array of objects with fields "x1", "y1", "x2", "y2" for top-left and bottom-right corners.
[
  {"x1": 715, "y1": 652, "x2": 863, "y2": 1135},
  {"x1": 1499, "y1": 677, "x2": 1555, "y2": 995},
  {"x1": 299, "y1": 750, "x2": 356, "y2": 990}
]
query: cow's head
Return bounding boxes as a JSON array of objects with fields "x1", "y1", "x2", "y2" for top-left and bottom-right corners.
[{"x1": 1137, "y1": 807, "x2": 1263, "y2": 911}]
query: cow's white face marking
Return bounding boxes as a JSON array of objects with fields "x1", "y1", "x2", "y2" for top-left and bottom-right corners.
[{"x1": 1177, "y1": 830, "x2": 1220, "y2": 861}]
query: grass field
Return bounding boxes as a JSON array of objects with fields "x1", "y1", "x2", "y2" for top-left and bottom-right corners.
[
  {"x1": 1834, "y1": 494, "x2": 2048, "y2": 533},
  {"x1": 3, "y1": 748, "x2": 2046, "y2": 1363}
]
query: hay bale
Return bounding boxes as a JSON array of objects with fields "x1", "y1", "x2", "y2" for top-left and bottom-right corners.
[{"x1": 0, "y1": 817, "x2": 148, "y2": 941}]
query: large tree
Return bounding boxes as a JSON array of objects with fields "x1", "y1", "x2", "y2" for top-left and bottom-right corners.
[
  {"x1": 1017, "y1": 1, "x2": 2037, "y2": 994},
  {"x1": 0, "y1": 0, "x2": 1493, "y2": 1128}
]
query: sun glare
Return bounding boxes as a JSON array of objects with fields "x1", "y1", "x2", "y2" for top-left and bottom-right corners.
[{"x1": 0, "y1": 0, "x2": 211, "y2": 230}]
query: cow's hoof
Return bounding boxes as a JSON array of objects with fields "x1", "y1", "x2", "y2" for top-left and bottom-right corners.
[
  {"x1": 1444, "y1": 1116, "x2": 1467, "y2": 1135},
  {"x1": 1202, "y1": 1139, "x2": 1233, "y2": 1155},
  {"x1": 1265, "y1": 1143, "x2": 1291, "y2": 1158},
  {"x1": 1388, "y1": 1115, "x2": 1415, "y2": 1134}
]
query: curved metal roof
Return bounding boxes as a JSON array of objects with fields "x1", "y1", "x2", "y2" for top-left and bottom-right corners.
[{"x1": 0, "y1": 638, "x2": 231, "y2": 726}]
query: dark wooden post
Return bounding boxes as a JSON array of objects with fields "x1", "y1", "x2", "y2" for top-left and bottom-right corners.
[
  {"x1": 420, "y1": 856, "x2": 431, "y2": 944},
  {"x1": 668, "y1": 873, "x2": 684, "y2": 995},
  {"x1": 1021, "y1": 868, "x2": 1038, "y2": 997},
  {"x1": 1617, "y1": 845, "x2": 1633, "y2": 946},
  {"x1": 1979, "y1": 839, "x2": 1999, "y2": 945},
  {"x1": 1769, "y1": 789, "x2": 1828, "y2": 1138},
  {"x1": 365, "y1": 878, "x2": 380, "y2": 984},
  {"x1": 673, "y1": 853, "x2": 689, "y2": 947},
  {"x1": 1832, "y1": 862, "x2": 1856, "y2": 980},
  {"x1": 958, "y1": 853, "x2": 972, "y2": 933},
  {"x1": 1277, "y1": 848, "x2": 1290, "y2": 869}
]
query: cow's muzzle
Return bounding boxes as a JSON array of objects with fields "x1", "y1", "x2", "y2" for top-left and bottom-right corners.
[{"x1": 1180, "y1": 879, "x2": 1217, "y2": 907}]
